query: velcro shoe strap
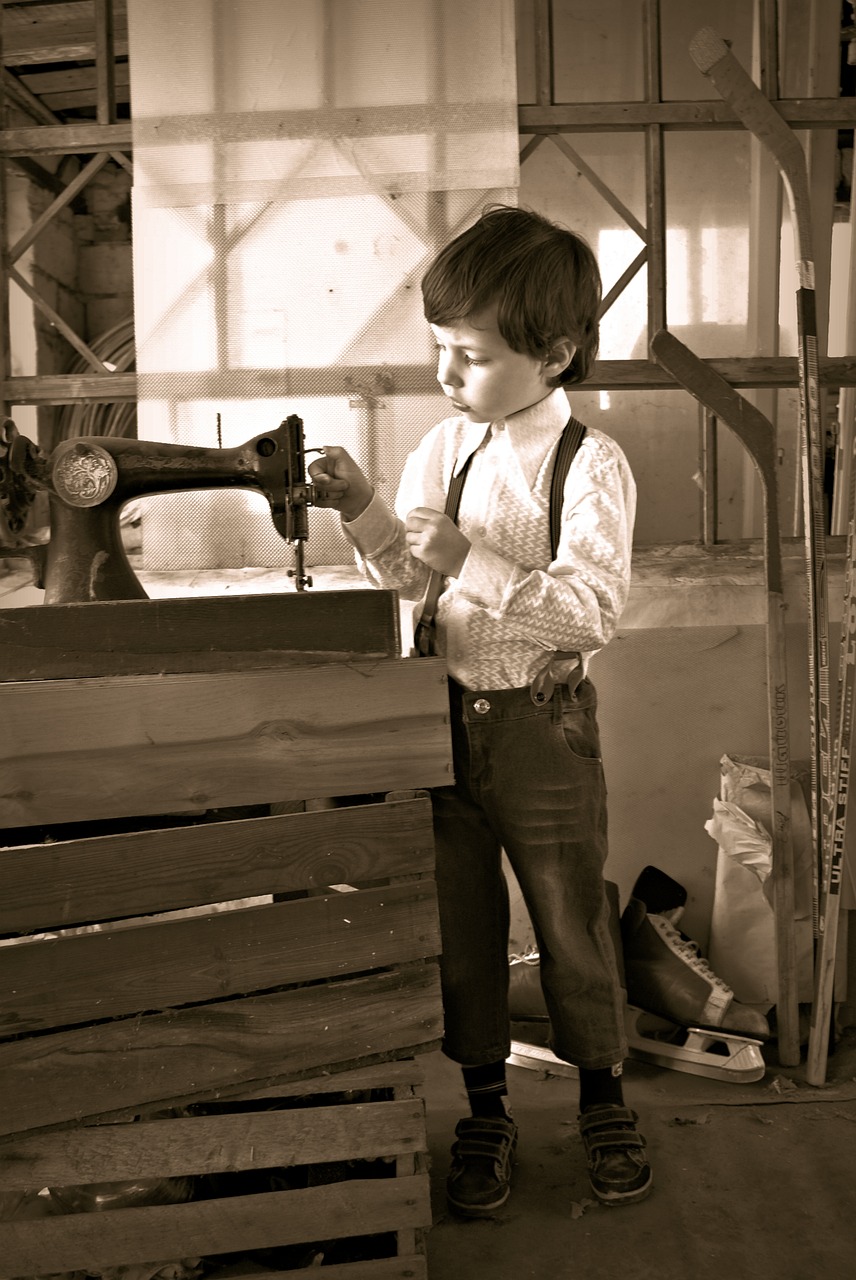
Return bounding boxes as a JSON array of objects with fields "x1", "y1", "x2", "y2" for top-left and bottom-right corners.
[
  {"x1": 451, "y1": 1117, "x2": 517, "y2": 1165},
  {"x1": 452, "y1": 1136, "x2": 512, "y2": 1162},
  {"x1": 579, "y1": 1106, "x2": 646, "y2": 1155}
]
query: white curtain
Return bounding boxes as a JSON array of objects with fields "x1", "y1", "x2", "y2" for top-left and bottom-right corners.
[{"x1": 127, "y1": 0, "x2": 519, "y2": 570}]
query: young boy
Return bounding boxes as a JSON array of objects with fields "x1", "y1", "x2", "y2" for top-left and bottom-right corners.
[{"x1": 308, "y1": 205, "x2": 649, "y2": 1214}]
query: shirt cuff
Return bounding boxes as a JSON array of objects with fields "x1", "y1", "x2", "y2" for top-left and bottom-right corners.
[
  {"x1": 341, "y1": 490, "x2": 399, "y2": 556},
  {"x1": 456, "y1": 537, "x2": 515, "y2": 610}
]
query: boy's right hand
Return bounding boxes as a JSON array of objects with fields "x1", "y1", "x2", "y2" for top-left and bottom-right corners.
[{"x1": 308, "y1": 446, "x2": 374, "y2": 521}]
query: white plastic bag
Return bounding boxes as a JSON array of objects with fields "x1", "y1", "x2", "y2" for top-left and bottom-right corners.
[{"x1": 705, "y1": 755, "x2": 815, "y2": 1005}]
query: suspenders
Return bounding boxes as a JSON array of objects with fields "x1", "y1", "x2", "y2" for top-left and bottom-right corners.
[{"x1": 413, "y1": 415, "x2": 588, "y2": 660}]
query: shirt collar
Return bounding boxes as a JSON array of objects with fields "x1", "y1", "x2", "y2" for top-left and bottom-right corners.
[{"x1": 452, "y1": 387, "x2": 571, "y2": 484}]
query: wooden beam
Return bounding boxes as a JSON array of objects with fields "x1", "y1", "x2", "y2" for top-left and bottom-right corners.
[
  {"x1": 643, "y1": 0, "x2": 666, "y2": 338},
  {"x1": 1, "y1": 371, "x2": 137, "y2": 403},
  {"x1": 0, "y1": 99, "x2": 852, "y2": 160},
  {"x1": 1, "y1": 17, "x2": 128, "y2": 67},
  {"x1": 1, "y1": 68, "x2": 131, "y2": 170},
  {"x1": 8, "y1": 265, "x2": 110, "y2": 372},
  {"x1": 533, "y1": 0, "x2": 553, "y2": 108},
  {"x1": 0, "y1": 20, "x2": 10, "y2": 420},
  {"x1": 3, "y1": 357, "x2": 856, "y2": 406},
  {"x1": 8, "y1": 153, "x2": 67, "y2": 197},
  {"x1": 546, "y1": 134, "x2": 647, "y2": 239},
  {"x1": 0, "y1": 121, "x2": 131, "y2": 156},
  {"x1": 599, "y1": 247, "x2": 648, "y2": 320},
  {"x1": 8, "y1": 151, "x2": 111, "y2": 263},
  {"x1": 94, "y1": 0, "x2": 116, "y2": 126},
  {"x1": 16, "y1": 63, "x2": 131, "y2": 99},
  {"x1": 519, "y1": 98, "x2": 856, "y2": 130}
]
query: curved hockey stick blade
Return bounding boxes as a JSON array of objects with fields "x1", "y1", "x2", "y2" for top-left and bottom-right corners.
[{"x1": 689, "y1": 26, "x2": 813, "y2": 268}]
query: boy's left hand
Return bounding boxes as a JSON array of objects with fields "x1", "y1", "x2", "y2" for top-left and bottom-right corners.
[{"x1": 405, "y1": 507, "x2": 471, "y2": 577}]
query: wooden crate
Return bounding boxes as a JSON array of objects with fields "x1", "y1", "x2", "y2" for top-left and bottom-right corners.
[{"x1": 0, "y1": 590, "x2": 450, "y2": 1278}]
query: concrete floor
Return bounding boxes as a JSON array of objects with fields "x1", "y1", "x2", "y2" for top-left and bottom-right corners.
[{"x1": 421, "y1": 1029, "x2": 856, "y2": 1280}]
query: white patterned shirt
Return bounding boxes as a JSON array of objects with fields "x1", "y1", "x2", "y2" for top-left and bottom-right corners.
[{"x1": 342, "y1": 386, "x2": 636, "y2": 691}]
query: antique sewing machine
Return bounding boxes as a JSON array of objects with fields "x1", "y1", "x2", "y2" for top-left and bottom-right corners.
[{"x1": 0, "y1": 414, "x2": 320, "y2": 604}]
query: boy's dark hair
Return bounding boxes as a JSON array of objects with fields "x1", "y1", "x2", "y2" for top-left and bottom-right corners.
[{"x1": 421, "y1": 204, "x2": 601, "y2": 386}]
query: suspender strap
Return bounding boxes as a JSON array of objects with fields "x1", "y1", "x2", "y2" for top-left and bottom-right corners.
[
  {"x1": 413, "y1": 446, "x2": 480, "y2": 657},
  {"x1": 413, "y1": 415, "x2": 588, "y2": 658},
  {"x1": 550, "y1": 415, "x2": 587, "y2": 560}
]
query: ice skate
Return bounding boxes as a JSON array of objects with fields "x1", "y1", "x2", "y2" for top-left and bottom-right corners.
[{"x1": 620, "y1": 896, "x2": 770, "y2": 1039}]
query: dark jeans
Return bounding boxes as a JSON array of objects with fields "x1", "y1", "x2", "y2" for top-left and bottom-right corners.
[{"x1": 431, "y1": 676, "x2": 627, "y2": 1071}]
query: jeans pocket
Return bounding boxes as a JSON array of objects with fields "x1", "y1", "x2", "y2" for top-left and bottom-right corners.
[{"x1": 555, "y1": 684, "x2": 602, "y2": 763}]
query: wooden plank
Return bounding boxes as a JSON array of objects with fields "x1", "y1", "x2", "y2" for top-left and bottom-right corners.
[
  {"x1": 0, "y1": 964, "x2": 443, "y2": 1136},
  {"x1": 0, "y1": 658, "x2": 452, "y2": 826},
  {"x1": 0, "y1": 590, "x2": 402, "y2": 681},
  {"x1": 0, "y1": 1099, "x2": 426, "y2": 1189},
  {"x1": 0, "y1": 881, "x2": 441, "y2": 1036},
  {"x1": 0, "y1": 1174, "x2": 431, "y2": 1277},
  {"x1": 0, "y1": 797, "x2": 435, "y2": 935},
  {"x1": 0, "y1": 962, "x2": 440, "y2": 1136}
]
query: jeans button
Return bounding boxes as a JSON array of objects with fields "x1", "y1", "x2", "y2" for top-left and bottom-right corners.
[{"x1": 473, "y1": 698, "x2": 491, "y2": 714}]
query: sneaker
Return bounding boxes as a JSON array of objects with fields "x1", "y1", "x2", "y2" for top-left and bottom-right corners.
[
  {"x1": 446, "y1": 1114, "x2": 518, "y2": 1218},
  {"x1": 621, "y1": 896, "x2": 770, "y2": 1039},
  {"x1": 579, "y1": 1104, "x2": 652, "y2": 1206}
]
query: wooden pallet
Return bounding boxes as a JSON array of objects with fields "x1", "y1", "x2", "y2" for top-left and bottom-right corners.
[{"x1": 0, "y1": 589, "x2": 450, "y2": 1278}]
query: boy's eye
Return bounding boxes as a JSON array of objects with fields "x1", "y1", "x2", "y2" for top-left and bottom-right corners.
[{"x1": 464, "y1": 355, "x2": 486, "y2": 366}]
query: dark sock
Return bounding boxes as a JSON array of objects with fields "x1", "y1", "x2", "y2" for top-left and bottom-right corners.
[
  {"x1": 578, "y1": 1064, "x2": 625, "y2": 1113},
  {"x1": 462, "y1": 1061, "x2": 510, "y2": 1117}
]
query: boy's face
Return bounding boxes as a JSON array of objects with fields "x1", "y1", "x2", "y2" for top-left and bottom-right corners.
[{"x1": 430, "y1": 305, "x2": 571, "y2": 423}]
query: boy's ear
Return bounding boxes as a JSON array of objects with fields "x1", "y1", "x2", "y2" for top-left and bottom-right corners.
[{"x1": 543, "y1": 337, "x2": 576, "y2": 378}]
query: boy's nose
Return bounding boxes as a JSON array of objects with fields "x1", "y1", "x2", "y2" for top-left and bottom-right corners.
[{"x1": 438, "y1": 355, "x2": 463, "y2": 389}]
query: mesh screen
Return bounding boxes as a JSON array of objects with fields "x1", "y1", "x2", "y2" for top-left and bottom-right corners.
[{"x1": 127, "y1": 0, "x2": 518, "y2": 570}]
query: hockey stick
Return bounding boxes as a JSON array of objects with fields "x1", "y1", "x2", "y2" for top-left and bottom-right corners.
[
  {"x1": 689, "y1": 25, "x2": 833, "y2": 1024},
  {"x1": 650, "y1": 328, "x2": 800, "y2": 1066},
  {"x1": 806, "y1": 443, "x2": 856, "y2": 1084}
]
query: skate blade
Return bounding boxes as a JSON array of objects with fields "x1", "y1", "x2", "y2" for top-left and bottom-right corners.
[
  {"x1": 507, "y1": 1040, "x2": 578, "y2": 1077},
  {"x1": 625, "y1": 1005, "x2": 766, "y2": 1083}
]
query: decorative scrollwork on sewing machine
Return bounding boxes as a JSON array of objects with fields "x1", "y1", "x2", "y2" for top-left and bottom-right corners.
[{"x1": 0, "y1": 414, "x2": 319, "y2": 604}]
